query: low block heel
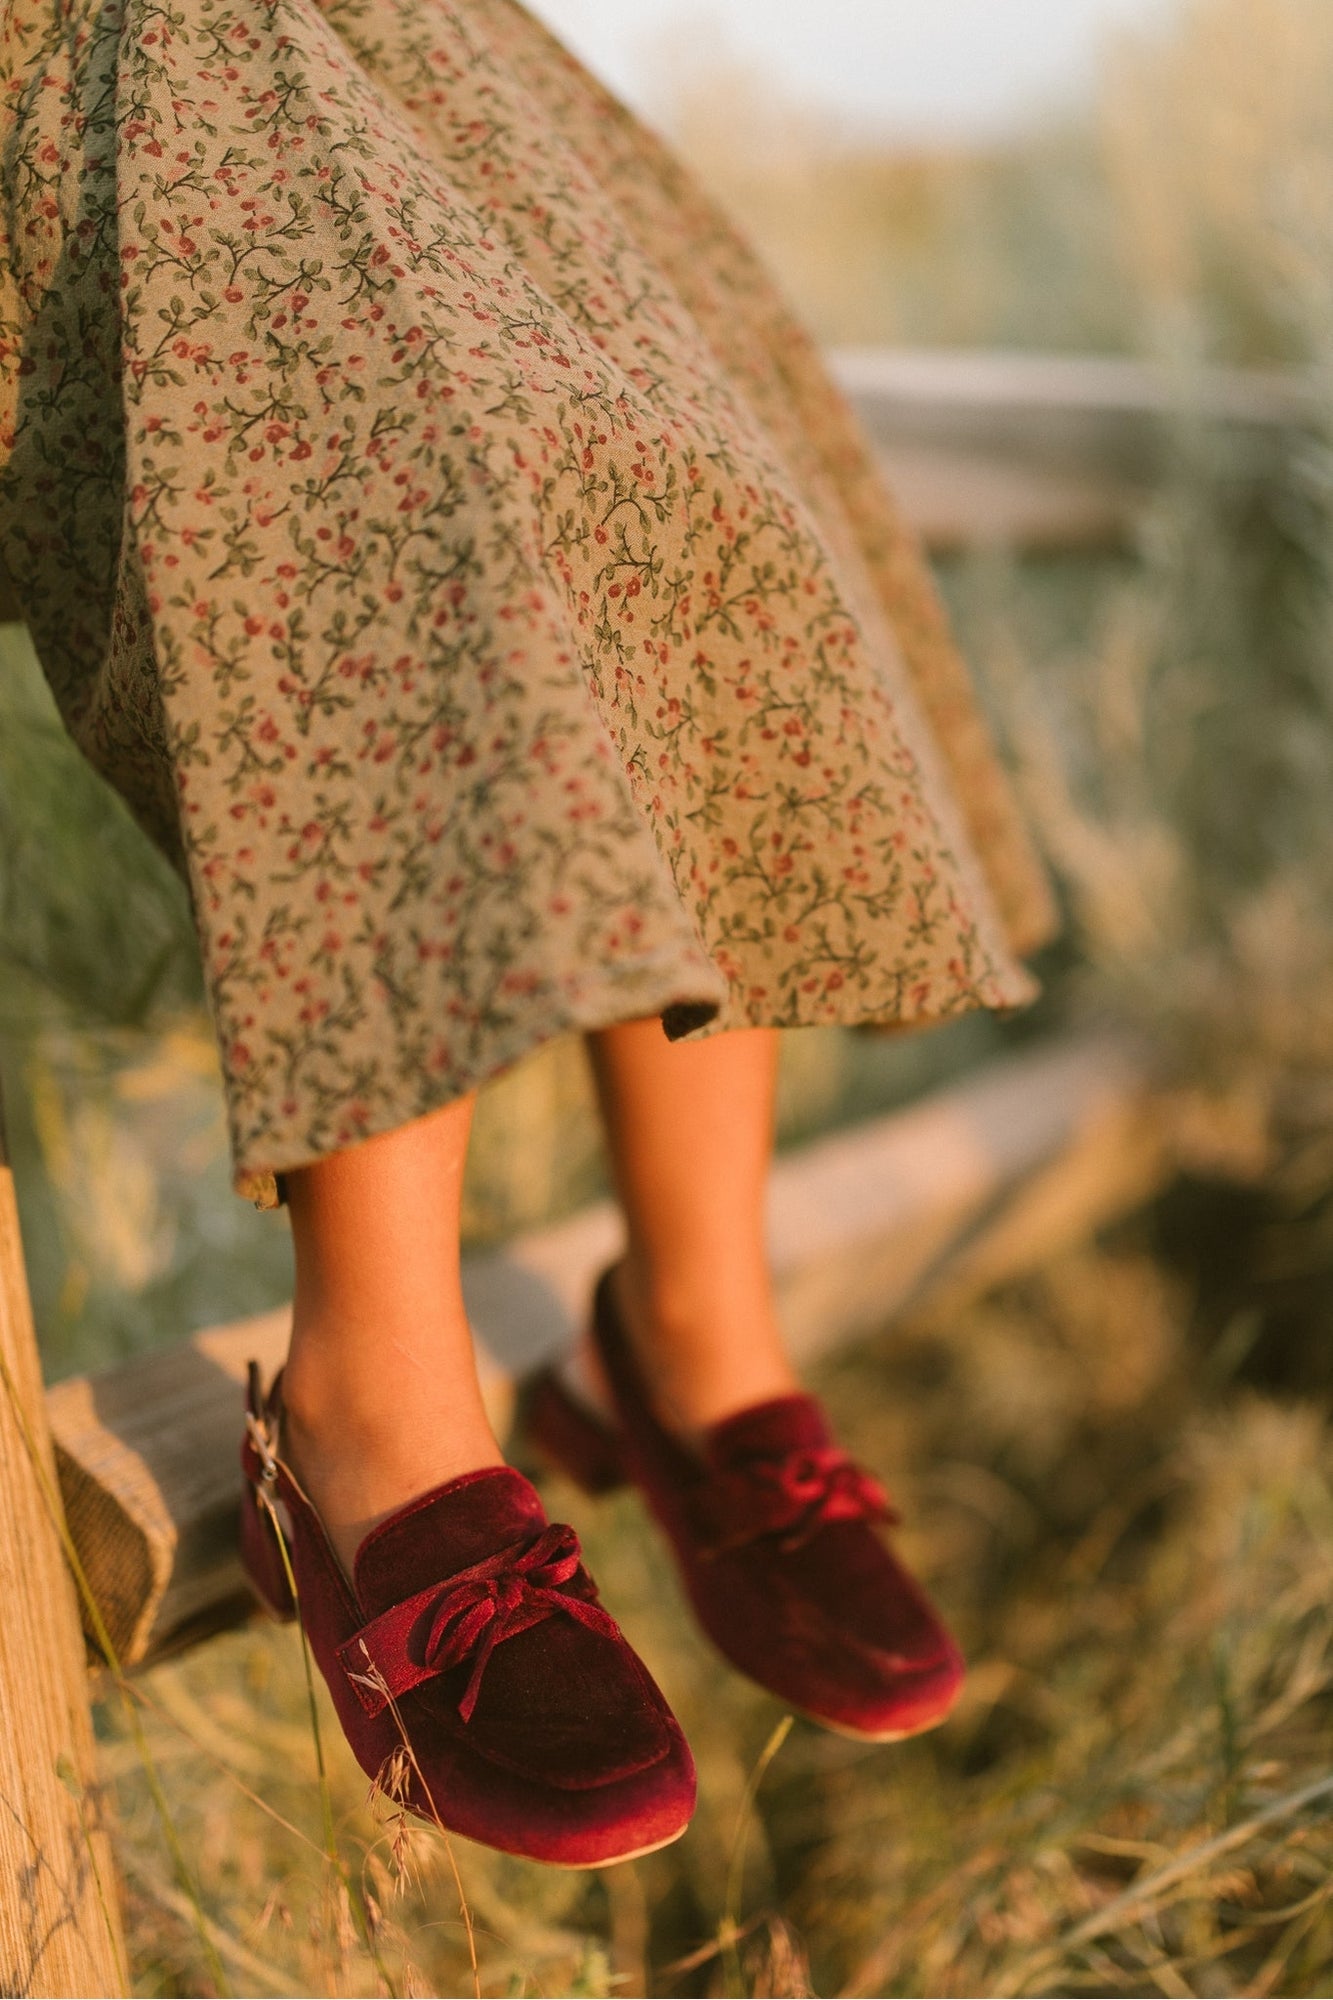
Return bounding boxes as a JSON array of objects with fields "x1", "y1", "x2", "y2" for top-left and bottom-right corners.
[{"x1": 520, "y1": 1367, "x2": 630, "y2": 1496}]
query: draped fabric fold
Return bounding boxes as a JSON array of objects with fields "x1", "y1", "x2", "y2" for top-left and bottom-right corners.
[{"x1": 0, "y1": 0, "x2": 1055, "y2": 1204}]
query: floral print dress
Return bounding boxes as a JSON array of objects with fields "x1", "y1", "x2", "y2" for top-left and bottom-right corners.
[{"x1": 0, "y1": 0, "x2": 1055, "y2": 1206}]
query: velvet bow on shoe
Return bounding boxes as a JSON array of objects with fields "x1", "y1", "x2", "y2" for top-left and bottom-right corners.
[
  {"x1": 239, "y1": 1368, "x2": 696, "y2": 1867},
  {"x1": 523, "y1": 1273, "x2": 965, "y2": 1741}
]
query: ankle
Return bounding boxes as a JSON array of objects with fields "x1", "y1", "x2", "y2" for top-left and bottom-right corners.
[
  {"x1": 279, "y1": 1320, "x2": 503, "y2": 1578},
  {"x1": 613, "y1": 1249, "x2": 774, "y2": 1341},
  {"x1": 605, "y1": 1256, "x2": 800, "y2": 1437},
  {"x1": 280, "y1": 1352, "x2": 500, "y2": 1474},
  {"x1": 283, "y1": 1292, "x2": 485, "y2": 1431}
]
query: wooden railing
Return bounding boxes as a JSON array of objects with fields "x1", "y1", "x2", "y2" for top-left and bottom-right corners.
[
  {"x1": 0, "y1": 1082, "x2": 127, "y2": 1995},
  {"x1": 833, "y1": 347, "x2": 1309, "y2": 548}
]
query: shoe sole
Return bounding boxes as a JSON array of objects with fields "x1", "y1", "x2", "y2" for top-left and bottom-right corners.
[
  {"x1": 405, "y1": 1809, "x2": 692, "y2": 1871},
  {"x1": 818, "y1": 1710, "x2": 954, "y2": 1743},
  {"x1": 797, "y1": 1697, "x2": 959, "y2": 1743},
  {"x1": 247, "y1": 1559, "x2": 692, "y2": 1870},
  {"x1": 547, "y1": 1818, "x2": 692, "y2": 1870}
]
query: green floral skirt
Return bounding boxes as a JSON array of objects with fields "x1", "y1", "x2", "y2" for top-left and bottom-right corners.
[{"x1": 0, "y1": 0, "x2": 1055, "y2": 1206}]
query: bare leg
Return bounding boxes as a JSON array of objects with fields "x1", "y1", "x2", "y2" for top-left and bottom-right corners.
[
  {"x1": 280, "y1": 1094, "x2": 502, "y2": 1578},
  {"x1": 582, "y1": 1019, "x2": 799, "y2": 1438}
]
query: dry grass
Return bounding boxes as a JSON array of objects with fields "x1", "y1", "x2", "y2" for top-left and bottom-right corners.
[
  {"x1": 97, "y1": 1232, "x2": 1333, "y2": 1996},
  {"x1": 802, "y1": 1242, "x2": 1333, "y2": 1999}
]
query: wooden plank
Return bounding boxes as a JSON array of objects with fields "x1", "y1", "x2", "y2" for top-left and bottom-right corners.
[
  {"x1": 46, "y1": 1031, "x2": 1173, "y2": 1672},
  {"x1": 768, "y1": 1030, "x2": 1172, "y2": 1359},
  {"x1": 831, "y1": 347, "x2": 1310, "y2": 546},
  {"x1": 872, "y1": 443, "x2": 1140, "y2": 551},
  {"x1": 47, "y1": 1312, "x2": 512, "y2": 1669},
  {"x1": 832, "y1": 348, "x2": 1310, "y2": 479},
  {"x1": 0, "y1": 1079, "x2": 127, "y2": 1996}
]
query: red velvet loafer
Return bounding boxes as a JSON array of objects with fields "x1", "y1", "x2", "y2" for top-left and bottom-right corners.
[
  {"x1": 522, "y1": 1274, "x2": 965, "y2": 1741},
  {"x1": 239, "y1": 1367, "x2": 696, "y2": 1867}
]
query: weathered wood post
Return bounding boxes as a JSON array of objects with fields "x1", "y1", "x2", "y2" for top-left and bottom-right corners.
[{"x1": 0, "y1": 1074, "x2": 127, "y2": 1996}]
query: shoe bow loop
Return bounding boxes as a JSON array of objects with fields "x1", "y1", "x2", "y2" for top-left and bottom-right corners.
[
  {"x1": 695, "y1": 1446, "x2": 897, "y2": 1557},
  {"x1": 339, "y1": 1523, "x2": 619, "y2": 1722}
]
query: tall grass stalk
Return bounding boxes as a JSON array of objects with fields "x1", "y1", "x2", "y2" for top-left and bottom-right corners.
[
  {"x1": 372, "y1": 1687, "x2": 482, "y2": 1999},
  {"x1": 54, "y1": 1748, "x2": 130, "y2": 1993},
  {"x1": 721, "y1": 1713, "x2": 794, "y2": 1995},
  {"x1": 124, "y1": 1676, "x2": 328, "y2": 1858},
  {"x1": 256, "y1": 1466, "x2": 403, "y2": 1997}
]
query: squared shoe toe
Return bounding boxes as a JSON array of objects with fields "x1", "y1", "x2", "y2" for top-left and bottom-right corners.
[{"x1": 684, "y1": 1397, "x2": 964, "y2": 1739}]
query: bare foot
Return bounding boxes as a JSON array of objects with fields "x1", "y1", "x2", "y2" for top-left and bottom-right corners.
[{"x1": 278, "y1": 1093, "x2": 503, "y2": 1583}]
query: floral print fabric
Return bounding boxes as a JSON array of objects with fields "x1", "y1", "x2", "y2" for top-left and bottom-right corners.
[{"x1": 0, "y1": 0, "x2": 1054, "y2": 1206}]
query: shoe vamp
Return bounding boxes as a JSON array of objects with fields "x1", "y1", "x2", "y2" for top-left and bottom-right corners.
[
  {"x1": 711, "y1": 1523, "x2": 948, "y2": 1672},
  {"x1": 410, "y1": 1615, "x2": 671, "y2": 1790}
]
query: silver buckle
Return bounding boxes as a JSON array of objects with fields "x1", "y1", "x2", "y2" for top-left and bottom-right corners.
[{"x1": 244, "y1": 1407, "x2": 280, "y2": 1487}]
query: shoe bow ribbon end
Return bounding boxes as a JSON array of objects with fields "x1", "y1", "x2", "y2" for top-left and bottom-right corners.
[
  {"x1": 695, "y1": 1446, "x2": 896, "y2": 1557},
  {"x1": 339, "y1": 1523, "x2": 618, "y2": 1721}
]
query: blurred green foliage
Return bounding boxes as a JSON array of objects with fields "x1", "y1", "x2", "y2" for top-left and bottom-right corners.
[
  {"x1": 0, "y1": 626, "x2": 294, "y2": 1376},
  {"x1": 0, "y1": 625, "x2": 201, "y2": 1036}
]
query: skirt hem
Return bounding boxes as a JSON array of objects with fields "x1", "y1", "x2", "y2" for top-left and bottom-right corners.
[{"x1": 233, "y1": 953, "x2": 1038, "y2": 1210}]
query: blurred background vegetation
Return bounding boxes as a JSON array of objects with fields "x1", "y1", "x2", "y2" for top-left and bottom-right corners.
[{"x1": 2, "y1": 0, "x2": 1332, "y2": 1990}]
